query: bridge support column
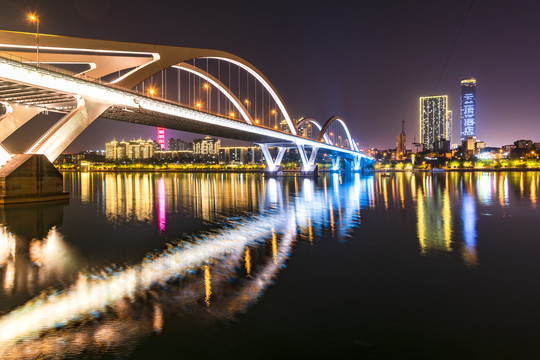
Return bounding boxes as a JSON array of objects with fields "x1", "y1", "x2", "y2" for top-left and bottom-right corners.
[
  {"x1": 297, "y1": 144, "x2": 318, "y2": 176},
  {"x1": 0, "y1": 103, "x2": 42, "y2": 144},
  {"x1": 0, "y1": 154, "x2": 69, "y2": 204},
  {"x1": 0, "y1": 145, "x2": 11, "y2": 168},
  {"x1": 259, "y1": 144, "x2": 286, "y2": 177},
  {"x1": 0, "y1": 98, "x2": 108, "y2": 204},
  {"x1": 330, "y1": 156, "x2": 341, "y2": 172},
  {"x1": 352, "y1": 155, "x2": 364, "y2": 172},
  {"x1": 25, "y1": 97, "x2": 110, "y2": 161}
]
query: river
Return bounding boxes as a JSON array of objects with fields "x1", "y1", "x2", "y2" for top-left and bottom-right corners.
[{"x1": 0, "y1": 171, "x2": 539, "y2": 359}]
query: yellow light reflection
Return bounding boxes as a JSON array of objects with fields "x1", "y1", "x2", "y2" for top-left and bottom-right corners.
[
  {"x1": 272, "y1": 229, "x2": 278, "y2": 264},
  {"x1": 411, "y1": 173, "x2": 416, "y2": 201},
  {"x1": 417, "y1": 188, "x2": 426, "y2": 254},
  {"x1": 399, "y1": 174, "x2": 405, "y2": 209},
  {"x1": 0, "y1": 226, "x2": 15, "y2": 266},
  {"x1": 308, "y1": 219, "x2": 313, "y2": 245},
  {"x1": 382, "y1": 177, "x2": 388, "y2": 209},
  {"x1": 153, "y1": 303, "x2": 163, "y2": 332},
  {"x1": 3, "y1": 260, "x2": 15, "y2": 294},
  {"x1": 204, "y1": 265, "x2": 211, "y2": 307},
  {"x1": 323, "y1": 176, "x2": 327, "y2": 202},
  {"x1": 416, "y1": 183, "x2": 453, "y2": 255},
  {"x1": 244, "y1": 247, "x2": 251, "y2": 277},
  {"x1": 498, "y1": 174, "x2": 506, "y2": 207},
  {"x1": 442, "y1": 186, "x2": 452, "y2": 250},
  {"x1": 520, "y1": 172, "x2": 524, "y2": 197},
  {"x1": 329, "y1": 202, "x2": 335, "y2": 237},
  {"x1": 29, "y1": 228, "x2": 73, "y2": 272}
]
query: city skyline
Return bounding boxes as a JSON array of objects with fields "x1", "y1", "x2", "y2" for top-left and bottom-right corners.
[{"x1": 1, "y1": 0, "x2": 539, "y2": 150}]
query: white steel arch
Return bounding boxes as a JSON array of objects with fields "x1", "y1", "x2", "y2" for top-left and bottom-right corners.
[
  {"x1": 317, "y1": 116, "x2": 359, "y2": 152},
  {"x1": 203, "y1": 57, "x2": 297, "y2": 135},
  {"x1": 172, "y1": 63, "x2": 253, "y2": 125},
  {"x1": 296, "y1": 117, "x2": 332, "y2": 144}
]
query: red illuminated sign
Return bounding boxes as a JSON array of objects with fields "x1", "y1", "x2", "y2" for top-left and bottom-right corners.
[{"x1": 157, "y1": 127, "x2": 165, "y2": 150}]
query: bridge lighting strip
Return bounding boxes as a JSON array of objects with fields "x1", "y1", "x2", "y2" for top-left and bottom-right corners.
[
  {"x1": 0, "y1": 43, "x2": 159, "y2": 85},
  {"x1": 0, "y1": 57, "x2": 371, "y2": 160}
]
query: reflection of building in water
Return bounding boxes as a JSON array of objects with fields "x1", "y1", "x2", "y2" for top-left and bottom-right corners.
[
  {"x1": 461, "y1": 193, "x2": 478, "y2": 267},
  {"x1": 104, "y1": 173, "x2": 154, "y2": 224},
  {"x1": 416, "y1": 174, "x2": 453, "y2": 254},
  {"x1": 74, "y1": 173, "x2": 265, "y2": 224}
]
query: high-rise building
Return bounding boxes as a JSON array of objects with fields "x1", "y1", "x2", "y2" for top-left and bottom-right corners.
[
  {"x1": 156, "y1": 127, "x2": 165, "y2": 150},
  {"x1": 218, "y1": 146, "x2": 262, "y2": 164},
  {"x1": 460, "y1": 78, "x2": 476, "y2": 141},
  {"x1": 105, "y1": 138, "x2": 155, "y2": 161},
  {"x1": 447, "y1": 110, "x2": 453, "y2": 144},
  {"x1": 419, "y1": 95, "x2": 449, "y2": 151},
  {"x1": 193, "y1": 136, "x2": 220, "y2": 162},
  {"x1": 168, "y1": 138, "x2": 191, "y2": 151},
  {"x1": 396, "y1": 120, "x2": 406, "y2": 160}
]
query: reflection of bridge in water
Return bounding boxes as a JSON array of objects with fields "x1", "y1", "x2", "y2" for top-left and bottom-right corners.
[
  {"x1": 0, "y1": 30, "x2": 374, "y2": 203},
  {"x1": 0, "y1": 171, "x2": 537, "y2": 357},
  {"x1": 0, "y1": 174, "x2": 373, "y2": 359}
]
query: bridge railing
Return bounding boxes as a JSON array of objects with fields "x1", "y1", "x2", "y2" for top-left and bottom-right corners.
[
  {"x1": 0, "y1": 51, "x2": 289, "y2": 131},
  {"x1": 0, "y1": 51, "x2": 367, "y2": 156}
]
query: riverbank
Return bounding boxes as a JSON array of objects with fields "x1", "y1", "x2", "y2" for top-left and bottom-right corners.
[{"x1": 372, "y1": 167, "x2": 540, "y2": 172}]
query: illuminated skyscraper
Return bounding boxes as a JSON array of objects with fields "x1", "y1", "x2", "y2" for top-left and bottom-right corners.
[
  {"x1": 419, "y1": 95, "x2": 449, "y2": 151},
  {"x1": 460, "y1": 78, "x2": 476, "y2": 141},
  {"x1": 396, "y1": 120, "x2": 406, "y2": 160},
  {"x1": 156, "y1": 127, "x2": 165, "y2": 150}
]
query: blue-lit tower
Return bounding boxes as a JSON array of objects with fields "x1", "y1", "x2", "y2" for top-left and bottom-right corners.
[{"x1": 460, "y1": 78, "x2": 476, "y2": 141}]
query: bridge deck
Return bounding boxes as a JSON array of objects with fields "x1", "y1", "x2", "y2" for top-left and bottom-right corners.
[{"x1": 0, "y1": 55, "x2": 367, "y2": 158}]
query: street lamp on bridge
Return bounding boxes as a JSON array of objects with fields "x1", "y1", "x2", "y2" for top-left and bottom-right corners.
[{"x1": 27, "y1": 13, "x2": 39, "y2": 65}]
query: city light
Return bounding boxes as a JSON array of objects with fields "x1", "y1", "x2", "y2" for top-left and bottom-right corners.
[{"x1": 27, "y1": 13, "x2": 39, "y2": 64}]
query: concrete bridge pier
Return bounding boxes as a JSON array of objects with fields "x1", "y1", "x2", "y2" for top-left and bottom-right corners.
[
  {"x1": 297, "y1": 144, "x2": 319, "y2": 177},
  {"x1": 0, "y1": 98, "x2": 109, "y2": 204},
  {"x1": 260, "y1": 144, "x2": 285, "y2": 177},
  {"x1": 352, "y1": 156, "x2": 366, "y2": 172},
  {"x1": 0, "y1": 154, "x2": 68, "y2": 204},
  {"x1": 330, "y1": 155, "x2": 342, "y2": 172}
]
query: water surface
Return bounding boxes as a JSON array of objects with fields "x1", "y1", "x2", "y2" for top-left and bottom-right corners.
[{"x1": 0, "y1": 171, "x2": 539, "y2": 359}]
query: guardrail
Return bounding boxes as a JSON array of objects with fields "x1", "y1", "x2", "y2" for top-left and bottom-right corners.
[{"x1": 0, "y1": 51, "x2": 366, "y2": 155}]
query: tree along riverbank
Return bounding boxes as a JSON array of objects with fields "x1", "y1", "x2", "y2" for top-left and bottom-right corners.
[{"x1": 55, "y1": 162, "x2": 336, "y2": 173}]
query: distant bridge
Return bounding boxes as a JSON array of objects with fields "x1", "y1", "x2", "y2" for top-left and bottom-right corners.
[{"x1": 0, "y1": 30, "x2": 372, "y2": 179}]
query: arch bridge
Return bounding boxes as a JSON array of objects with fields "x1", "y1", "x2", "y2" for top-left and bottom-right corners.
[{"x1": 0, "y1": 30, "x2": 372, "y2": 199}]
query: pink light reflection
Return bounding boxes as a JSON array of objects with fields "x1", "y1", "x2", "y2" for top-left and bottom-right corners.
[{"x1": 157, "y1": 177, "x2": 166, "y2": 233}]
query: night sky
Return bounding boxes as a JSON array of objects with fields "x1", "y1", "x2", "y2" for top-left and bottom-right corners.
[{"x1": 1, "y1": 0, "x2": 539, "y2": 151}]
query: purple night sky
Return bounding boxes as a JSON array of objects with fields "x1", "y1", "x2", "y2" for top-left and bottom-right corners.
[{"x1": 1, "y1": 0, "x2": 539, "y2": 151}]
